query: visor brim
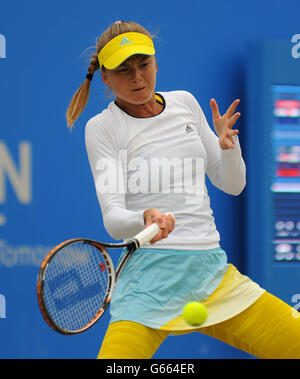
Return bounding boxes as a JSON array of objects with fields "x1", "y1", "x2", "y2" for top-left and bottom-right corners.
[{"x1": 102, "y1": 45, "x2": 155, "y2": 70}]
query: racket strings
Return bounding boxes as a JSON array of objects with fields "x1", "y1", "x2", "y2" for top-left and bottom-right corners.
[{"x1": 42, "y1": 242, "x2": 111, "y2": 332}]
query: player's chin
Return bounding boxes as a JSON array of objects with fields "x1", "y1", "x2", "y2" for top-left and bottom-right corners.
[{"x1": 129, "y1": 89, "x2": 153, "y2": 103}]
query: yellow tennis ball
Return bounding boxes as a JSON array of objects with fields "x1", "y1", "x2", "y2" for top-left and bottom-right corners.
[{"x1": 183, "y1": 302, "x2": 208, "y2": 326}]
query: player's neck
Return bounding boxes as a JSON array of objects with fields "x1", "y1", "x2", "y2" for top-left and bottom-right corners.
[{"x1": 115, "y1": 95, "x2": 163, "y2": 118}]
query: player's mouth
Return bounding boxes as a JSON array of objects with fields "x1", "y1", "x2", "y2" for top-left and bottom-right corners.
[{"x1": 132, "y1": 87, "x2": 146, "y2": 92}]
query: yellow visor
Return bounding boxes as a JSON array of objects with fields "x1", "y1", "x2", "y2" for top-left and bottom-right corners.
[{"x1": 98, "y1": 32, "x2": 155, "y2": 70}]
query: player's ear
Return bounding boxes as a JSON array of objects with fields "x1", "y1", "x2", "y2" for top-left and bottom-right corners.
[
  {"x1": 154, "y1": 57, "x2": 158, "y2": 74},
  {"x1": 101, "y1": 69, "x2": 111, "y2": 87}
]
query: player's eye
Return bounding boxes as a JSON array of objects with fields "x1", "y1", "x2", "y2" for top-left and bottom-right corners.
[{"x1": 116, "y1": 67, "x2": 129, "y2": 73}]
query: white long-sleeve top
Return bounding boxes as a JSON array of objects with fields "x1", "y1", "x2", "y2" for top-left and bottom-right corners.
[{"x1": 85, "y1": 91, "x2": 246, "y2": 250}]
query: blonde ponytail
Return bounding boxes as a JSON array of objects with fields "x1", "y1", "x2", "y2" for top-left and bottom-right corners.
[
  {"x1": 66, "y1": 21, "x2": 154, "y2": 129},
  {"x1": 66, "y1": 54, "x2": 99, "y2": 129}
]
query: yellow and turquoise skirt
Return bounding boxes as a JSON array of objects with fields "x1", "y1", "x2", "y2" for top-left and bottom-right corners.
[{"x1": 109, "y1": 248, "x2": 265, "y2": 331}]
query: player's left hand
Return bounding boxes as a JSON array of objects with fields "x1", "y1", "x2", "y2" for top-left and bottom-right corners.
[{"x1": 210, "y1": 98, "x2": 241, "y2": 150}]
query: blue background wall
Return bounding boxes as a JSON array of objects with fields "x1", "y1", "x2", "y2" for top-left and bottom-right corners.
[{"x1": 0, "y1": 0, "x2": 299, "y2": 359}]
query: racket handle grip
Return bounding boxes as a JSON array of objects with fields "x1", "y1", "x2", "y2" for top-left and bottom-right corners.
[{"x1": 134, "y1": 223, "x2": 160, "y2": 247}]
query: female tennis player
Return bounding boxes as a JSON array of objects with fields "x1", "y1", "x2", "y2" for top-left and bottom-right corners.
[{"x1": 66, "y1": 21, "x2": 300, "y2": 359}]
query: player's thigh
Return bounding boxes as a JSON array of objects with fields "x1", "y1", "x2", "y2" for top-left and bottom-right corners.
[
  {"x1": 198, "y1": 291, "x2": 300, "y2": 359},
  {"x1": 98, "y1": 320, "x2": 169, "y2": 359}
]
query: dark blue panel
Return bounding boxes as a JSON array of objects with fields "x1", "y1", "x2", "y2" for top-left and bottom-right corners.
[{"x1": 246, "y1": 41, "x2": 300, "y2": 308}]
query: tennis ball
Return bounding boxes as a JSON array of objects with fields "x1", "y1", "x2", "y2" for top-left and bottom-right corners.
[{"x1": 183, "y1": 302, "x2": 208, "y2": 326}]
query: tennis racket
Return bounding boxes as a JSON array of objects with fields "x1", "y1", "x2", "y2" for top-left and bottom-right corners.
[{"x1": 36, "y1": 223, "x2": 159, "y2": 335}]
